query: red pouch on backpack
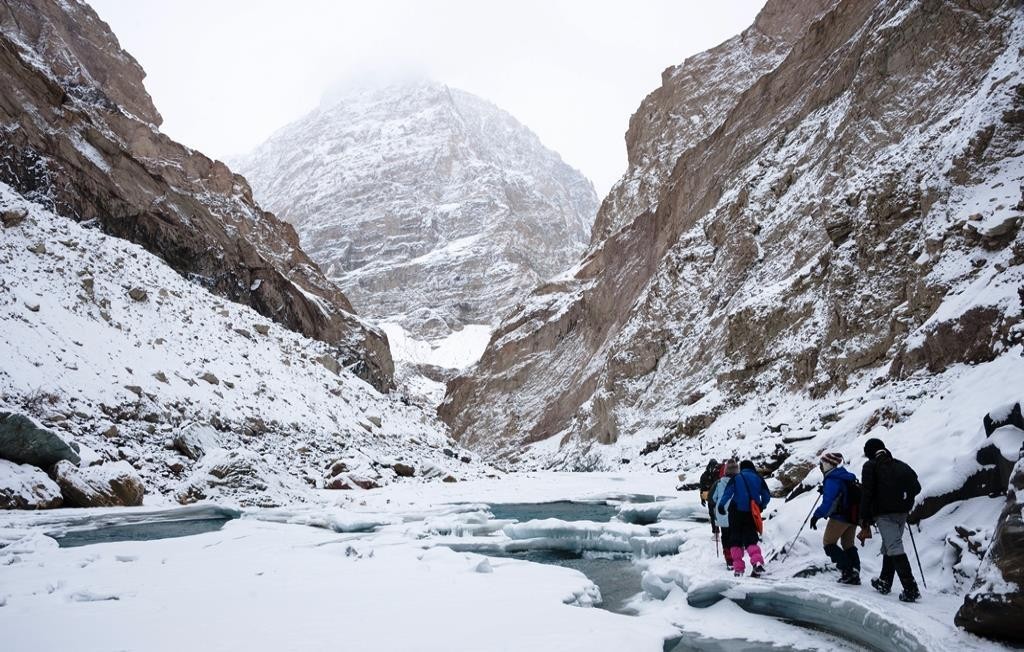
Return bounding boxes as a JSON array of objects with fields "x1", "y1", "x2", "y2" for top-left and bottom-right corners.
[{"x1": 750, "y1": 500, "x2": 763, "y2": 534}]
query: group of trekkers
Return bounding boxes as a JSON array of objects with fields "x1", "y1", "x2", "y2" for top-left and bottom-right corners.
[{"x1": 697, "y1": 437, "x2": 922, "y2": 602}]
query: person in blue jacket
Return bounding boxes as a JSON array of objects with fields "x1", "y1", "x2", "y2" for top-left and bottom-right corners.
[
  {"x1": 718, "y1": 460, "x2": 771, "y2": 577},
  {"x1": 810, "y1": 452, "x2": 861, "y2": 585}
]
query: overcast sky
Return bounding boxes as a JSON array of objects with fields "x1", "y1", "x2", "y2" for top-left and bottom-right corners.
[{"x1": 89, "y1": 0, "x2": 765, "y2": 197}]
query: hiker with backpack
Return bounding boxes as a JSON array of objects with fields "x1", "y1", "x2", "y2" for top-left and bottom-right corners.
[
  {"x1": 718, "y1": 460, "x2": 771, "y2": 577},
  {"x1": 809, "y1": 452, "x2": 861, "y2": 585},
  {"x1": 857, "y1": 438, "x2": 922, "y2": 602},
  {"x1": 699, "y1": 458, "x2": 720, "y2": 520},
  {"x1": 711, "y1": 459, "x2": 739, "y2": 571}
]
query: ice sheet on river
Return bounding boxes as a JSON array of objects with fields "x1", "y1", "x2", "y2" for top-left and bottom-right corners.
[
  {"x1": 644, "y1": 564, "x2": 993, "y2": 652},
  {"x1": 617, "y1": 499, "x2": 706, "y2": 525}
]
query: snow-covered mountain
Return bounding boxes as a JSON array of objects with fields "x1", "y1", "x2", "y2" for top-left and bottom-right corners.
[
  {"x1": 0, "y1": 0, "x2": 482, "y2": 507},
  {"x1": 444, "y1": 0, "x2": 1024, "y2": 467},
  {"x1": 232, "y1": 80, "x2": 599, "y2": 341},
  {"x1": 0, "y1": 0, "x2": 392, "y2": 392}
]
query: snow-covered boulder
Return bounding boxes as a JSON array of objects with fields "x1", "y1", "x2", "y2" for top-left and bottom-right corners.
[
  {"x1": 955, "y1": 457, "x2": 1024, "y2": 644},
  {"x1": 323, "y1": 457, "x2": 384, "y2": 490},
  {"x1": 53, "y1": 460, "x2": 144, "y2": 507},
  {"x1": 172, "y1": 423, "x2": 221, "y2": 461},
  {"x1": 0, "y1": 459, "x2": 62, "y2": 509},
  {"x1": 0, "y1": 412, "x2": 80, "y2": 467},
  {"x1": 176, "y1": 448, "x2": 307, "y2": 507}
]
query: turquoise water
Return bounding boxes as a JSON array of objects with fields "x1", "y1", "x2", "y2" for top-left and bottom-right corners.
[
  {"x1": 484, "y1": 500, "x2": 640, "y2": 613},
  {"x1": 487, "y1": 500, "x2": 619, "y2": 523},
  {"x1": 53, "y1": 517, "x2": 231, "y2": 548}
]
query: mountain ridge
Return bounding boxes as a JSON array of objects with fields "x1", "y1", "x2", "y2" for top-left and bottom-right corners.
[{"x1": 232, "y1": 79, "x2": 599, "y2": 340}]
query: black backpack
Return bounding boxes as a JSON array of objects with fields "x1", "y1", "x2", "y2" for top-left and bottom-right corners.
[{"x1": 841, "y1": 478, "x2": 862, "y2": 523}]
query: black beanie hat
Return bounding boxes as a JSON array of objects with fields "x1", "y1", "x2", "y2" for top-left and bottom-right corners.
[
  {"x1": 864, "y1": 438, "x2": 886, "y2": 458},
  {"x1": 739, "y1": 460, "x2": 755, "y2": 472}
]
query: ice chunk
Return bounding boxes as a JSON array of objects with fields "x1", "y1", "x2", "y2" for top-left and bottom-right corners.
[
  {"x1": 685, "y1": 577, "x2": 935, "y2": 651},
  {"x1": 499, "y1": 518, "x2": 652, "y2": 555},
  {"x1": 630, "y1": 532, "x2": 687, "y2": 558},
  {"x1": 252, "y1": 508, "x2": 394, "y2": 533},
  {"x1": 616, "y1": 501, "x2": 666, "y2": 525},
  {"x1": 617, "y1": 499, "x2": 705, "y2": 524},
  {"x1": 474, "y1": 558, "x2": 493, "y2": 573},
  {"x1": 422, "y1": 512, "x2": 514, "y2": 537}
]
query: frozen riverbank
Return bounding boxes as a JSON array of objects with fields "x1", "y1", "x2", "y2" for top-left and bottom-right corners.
[{"x1": 0, "y1": 472, "x2": 1011, "y2": 651}]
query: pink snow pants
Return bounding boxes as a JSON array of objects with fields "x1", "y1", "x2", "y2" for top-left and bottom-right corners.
[{"x1": 730, "y1": 544, "x2": 764, "y2": 573}]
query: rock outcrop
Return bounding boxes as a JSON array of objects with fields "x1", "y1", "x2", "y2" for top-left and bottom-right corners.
[
  {"x1": 0, "y1": 459, "x2": 62, "y2": 509},
  {"x1": 955, "y1": 457, "x2": 1024, "y2": 643},
  {"x1": 176, "y1": 448, "x2": 304, "y2": 508},
  {"x1": 442, "y1": 0, "x2": 1024, "y2": 462},
  {"x1": 0, "y1": 0, "x2": 392, "y2": 391},
  {"x1": 0, "y1": 412, "x2": 80, "y2": 467},
  {"x1": 53, "y1": 460, "x2": 144, "y2": 507},
  {"x1": 233, "y1": 80, "x2": 598, "y2": 340}
]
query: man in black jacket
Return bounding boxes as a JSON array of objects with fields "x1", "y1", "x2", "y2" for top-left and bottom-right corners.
[
  {"x1": 858, "y1": 438, "x2": 922, "y2": 602},
  {"x1": 698, "y1": 459, "x2": 720, "y2": 530}
]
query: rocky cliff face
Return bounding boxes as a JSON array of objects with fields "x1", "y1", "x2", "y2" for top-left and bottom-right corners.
[
  {"x1": 0, "y1": 0, "x2": 393, "y2": 391},
  {"x1": 442, "y1": 0, "x2": 1024, "y2": 466},
  {"x1": 232, "y1": 80, "x2": 598, "y2": 340}
]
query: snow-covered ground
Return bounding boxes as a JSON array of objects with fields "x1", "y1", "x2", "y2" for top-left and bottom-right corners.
[{"x1": 0, "y1": 472, "x2": 1010, "y2": 651}]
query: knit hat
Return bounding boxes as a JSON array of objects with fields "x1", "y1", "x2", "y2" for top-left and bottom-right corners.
[
  {"x1": 739, "y1": 460, "x2": 755, "y2": 472},
  {"x1": 725, "y1": 460, "x2": 740, "y2": 476},
  {"x1": 864, "y1": 438, "x2": 886, "y2": 458},
  {"x1": 821, "y1": 452, "x2": 844, "y2": 467}
]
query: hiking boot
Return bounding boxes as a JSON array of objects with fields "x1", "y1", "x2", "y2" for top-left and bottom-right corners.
[
  {"x1": 725, "y1": 562, "x2": 734, "y2": 571},
  {"x1": 734, "y1": 570, "x2": 744, "y2": 577},
  {"x1": 750, "y1": 564, "x2": 765, "y2": 578},
  {"x1": 871, "y1": 577, "x2": 892, "y2": 594},
  {"x1": 893, "y1": 553, "x2": 920, "y2": 602},
  {"x1": 898, "y1": 587, "x2": 921, "y2": 603},
  {"x1": 837, "y1": 570, "x2": 861, "y2": 585}
]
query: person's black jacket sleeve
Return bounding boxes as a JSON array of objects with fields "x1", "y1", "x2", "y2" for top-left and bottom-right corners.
[{"x1": 859, "y1": 460, "x2": 875, "y2": 526}]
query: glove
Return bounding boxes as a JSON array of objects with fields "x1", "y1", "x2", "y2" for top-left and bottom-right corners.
[
  {"x1": 857, "y1": 527, "x2": 872, "y2": 546},
  {"x1": 810, "y1": 517, "x2": 819, "y2": 530},
  {"x1": 700, "y1": 498, "x2": 707, "y2": 507},
  {"x1": 712, "y1": 524, "x2": 720, "y2": 534}
]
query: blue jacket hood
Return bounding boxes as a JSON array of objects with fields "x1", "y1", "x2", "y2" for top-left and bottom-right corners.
[{"x1": 813, "y1": 466, "x2": 857, "y2": 521}]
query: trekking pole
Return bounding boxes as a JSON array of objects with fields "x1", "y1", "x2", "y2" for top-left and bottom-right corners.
[
  {"x1": 778, "y1": 491, "x2": 821, "y2": 564},
  {"x1": 715, "y1": 529, "x2": 720, "y2": 558},
  {"x1": 907, "y1": 523, "x2": 927, "y2": 589}
]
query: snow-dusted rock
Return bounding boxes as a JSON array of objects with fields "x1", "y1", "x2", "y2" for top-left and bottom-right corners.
[
  {"x1": 0, "y1": 458, "x2": 62, "y2": 509},
  {"x1": 176, "y1": 448, "x2": 307, "y2": 508},
  {"x1": 0, "y1": 412, "x2": 80, "y2": 468},
  {"x1": 53, "y1": 460, "x2": 144, "y2": 507},
  {"x1": 172, "y1": 423, "x2": 221, "y2": 461},
  {"x1": 956, "y1": 457, "x2": 1024, "y2": 643},
  {"x1": 233, "y1": 79, "x2": 598, "y2": 340}
]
